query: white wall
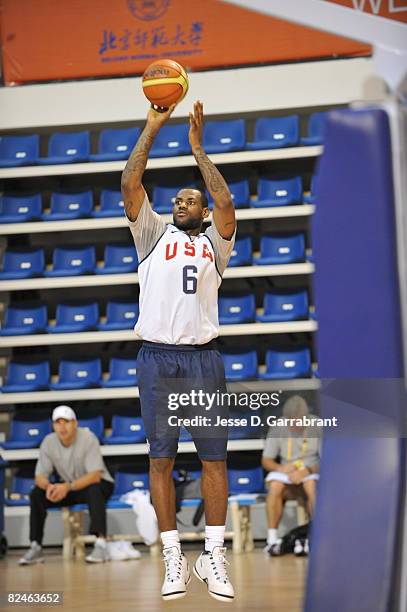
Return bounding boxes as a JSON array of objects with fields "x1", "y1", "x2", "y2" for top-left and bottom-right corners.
[{"x1": 0, "y1": 58, "x2": 373, "y2": 130}]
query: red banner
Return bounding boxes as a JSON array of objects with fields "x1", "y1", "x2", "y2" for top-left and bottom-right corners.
[
  {"x1": 327, "y1": 0, "x2": 407, "y2": 22},
  {"x1": 0, "y1": 0, "x2": 371, "y2": 85}
]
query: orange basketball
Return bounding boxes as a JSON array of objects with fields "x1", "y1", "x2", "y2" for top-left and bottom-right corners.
[{"x1": 142, "y1": 59, "x2": 189, "y2": 109}]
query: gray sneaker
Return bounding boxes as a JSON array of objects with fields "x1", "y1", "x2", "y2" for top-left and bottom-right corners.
[
  {"x1": 85, "y1": 539, "x2": 109, "y2": 563},
  {"x1": 19, "y1": 542, "x2": 44, "y2": 565}
]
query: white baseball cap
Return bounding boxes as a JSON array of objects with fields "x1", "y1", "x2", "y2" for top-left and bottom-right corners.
[{"x1": 52, "y1": 405, "x2": 77, "y2": 422}]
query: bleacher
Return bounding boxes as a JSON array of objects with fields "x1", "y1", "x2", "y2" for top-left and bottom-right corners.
[{"x1": 0, "y1": 106, "x2": 327, "y2": 549}]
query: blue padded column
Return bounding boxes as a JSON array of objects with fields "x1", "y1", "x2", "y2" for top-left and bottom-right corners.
[{"x1": 305, "y1": 109, "x2": 406, "y2": 612}]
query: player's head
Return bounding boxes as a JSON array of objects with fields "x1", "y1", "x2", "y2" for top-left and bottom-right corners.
[
  {"x1": 52, "y1": 405, "x2": 78, "y2": 445},
  {"x1": 173, "y1": 188, "x2": 209, "y2": 231},
  {"x1": 282, "y1": 395, "x2": 309, "y2": 431}
]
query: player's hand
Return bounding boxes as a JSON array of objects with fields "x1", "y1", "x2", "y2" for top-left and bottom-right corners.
[
  {"x1": 189, "y1": 100, "x2": 204, "y2": 149},
  {"x1": 279, "y1": 463, "x2": 296, "y2": 474},
  {"x1": 52, "y1": 484, "x2": 69, "y2": 502},
  {"x1": 288, "y1": 470, "x2": 304, "y2": 485},
  {"x1": 146, "y1": 103, "x2": 176, "y2": 131},
  {"x1": 46, "y1": 483, "x2": 57, "y2": 501},
  {"x1": 47, "y1": 483, "x2": 69, "y2": 502}
]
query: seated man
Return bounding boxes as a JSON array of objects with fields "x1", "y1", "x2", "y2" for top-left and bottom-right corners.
[
  {"x1": 262, "y1": 395, "x2": 321, "y2": 555},
  {"x1": 19, "y1": 405, "x2": 114, "y2": 565}
]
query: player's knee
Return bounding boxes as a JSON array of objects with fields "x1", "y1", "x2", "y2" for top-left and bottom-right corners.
[
  {"x1": 86, "y1": 483, "x2": 103, "y2": 496},
  {"x1": 86, "y1": 482, "x2": 102, "y2": 492},
  {"x1": 269, "y1": 482, "x2": 285, "y2": 497},
  {"x1": 149, "y1": 457, "x2": 174, "y2": 476},
  {"x1": 30, "y1": 485, "x2": 45, "y2": 501},
  {"x1": 304, "y1": 481, "x2": 316, "y2": 496}
]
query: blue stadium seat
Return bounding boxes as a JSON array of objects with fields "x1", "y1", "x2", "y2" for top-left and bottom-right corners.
[
  {"x1": 207, "y1": 179, "x2": 250, "y2": 210},
  {"x1": 98, "y1": 301, "x2": 139, "y2": 331},
  {"x1": 257, "y1": 290, "x2": 309, "y2": 322},
  {"x1": 0, "y1": 248, "x2": 45, "y2": 280},
  {"x1": 92, "y1": 189, "x2": 124, "y2": 218},
  {"x1": 222, "y1": 350, "x2": 258, "y2": 381},
  {"x1": 47, "y1": 301, "x2": 99, "y2": 333},
  {"x1": 101, "y1": 358, "x2": 138, "y2": 388},
  {"x1": 203, "y1": 119, "x2": 246, "y2": 153},
  {"x1": 171, "y1": 469, "x2": 201, "y2": 483},
  {"x1": 5, "y1": 473, "x2": 35, "y2": 506},
  {"x1": 1, "y1": 304, "x2": 48, "y2": 336},
  {"x1": 228, "y1": 412, "x2": 260, "y2": 440},
  {"x1": 301, "y1": 112, "x2": 328, "y2": 146},
  {"x1": 78, "y1": 416, "x2": 104, "y2": 441},
  {"x1": 229, "y1": 179, "x2": 251, "y2": 208},
  {"x1": 96, "y1": 244, "x2": 138, "y2": 274},
  {"x1": 186, "y1": 469, "x2": 202, "y2": 481},
  {"x1": 247, "y1": 115, "x2": 300, "y2": 150},
  {"x1": 150, "y1": 124, "x2": 190, "y2": 157},
  {"x1": 42, "y1": 190, "x2": 94, "y2": 221},
  {"x1": 218, "y1": 293, "x2": 256, "y2": 324},
  {"x1": 254, "y1": 233, "x2": 305, "y2": 265},
  {"x1": 1, "y1": 360, "x2": 50, "y2": 392},
  {"x1": 44, "y1": 246, "x2": 96, "y2": 277},
  {"x1": 1, "y1": 418, "x2": 51, "y2": 450},
  {"x1": 112, "y1": 471, "x2": 149, "y2": 499},
  {"x1": 259, "y1": 348, "x2": 312, "y2": 379},
  {"x1": 0, "y1": 134, "x2": 40, "y2": 167},
  {"x1": 38, "y1": 131, "x2": 90, "y2": 165},
  {"x1": 228, "y1": 236, "x2": 253, "y2": 267},
  {"x1": 0, "y1": 193, "x2": 42, "y2": 223},
  {"x1": 51, "y1": 358, "x2": 102, "y2": 390},
  {"x1": 304, "y1": 175, "x2": 318, "y2": 204},
  {"x1": 152, "y1": 185, "x2": 196, "y2": 214},
  {"x1": 171, "y1": 471, "x2": 202, "y2": 504},
  {"x1": 90, "y1": 127, "x2": 141, "y2": 162},
  {"x1": 103, "y1": 416, "x2": 146, "y2": 445},
  {"x1": 228, "y1": 467, "x2": 264, "y2": 495},
  {"x1": 252, "y1": 176, "x2": 303, "y2": 207}
]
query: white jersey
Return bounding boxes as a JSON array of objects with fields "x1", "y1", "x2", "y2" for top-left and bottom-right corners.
[{"x1": 127, "y1": 195, "x2": 235, "y2": 345}]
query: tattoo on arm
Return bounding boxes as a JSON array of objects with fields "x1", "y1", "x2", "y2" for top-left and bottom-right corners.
[
  {"x1": 192, "y1": 146, "x2": 230, "y2": 201},
  {"x1": 121, "y1": 126, "x2": 158, "y2": 221},
  {"x1": 121, "y1": 127, "x2": 156, "y2": 186},
  {"x1": 193, "y1": 146, "x2": 235, "y2": 239}
]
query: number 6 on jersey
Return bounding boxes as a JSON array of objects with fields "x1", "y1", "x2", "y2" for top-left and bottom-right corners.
[{"x1": 183, "y1": 265, "x2": 198, "y2": 294}]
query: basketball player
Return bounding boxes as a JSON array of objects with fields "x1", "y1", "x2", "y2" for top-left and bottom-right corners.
[{"x1": 121, "y1": 100, "x2": 235, "y2": 602}]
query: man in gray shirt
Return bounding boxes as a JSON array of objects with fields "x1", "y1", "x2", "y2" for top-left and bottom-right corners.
[
  {"x1": 19, "y1": 405, "x2": 114, "y2": 565},
  {"x1": 262, "y1": 395, "x2": 321, "y2": 554}
]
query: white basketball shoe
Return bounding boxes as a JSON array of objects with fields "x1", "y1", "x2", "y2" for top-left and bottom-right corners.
[
  {"x1": 193, "y1": 546, "x2": 235, "y2": 602},
  {"x1": 161, "y1": 546, "x2": 190, "y2": 600}
]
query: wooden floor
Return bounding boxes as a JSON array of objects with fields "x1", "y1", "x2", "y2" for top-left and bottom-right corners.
[{"x1": 0, "y1": 545, "x2": 307, "y2": 611}]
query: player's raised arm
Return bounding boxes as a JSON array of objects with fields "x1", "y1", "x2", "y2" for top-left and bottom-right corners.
[
  {"x1": 189, "y1": 101, "x2": 236, "y2": 240},
  {"x1": 121, "y1": 104, "x2": 176, "y2": 222}
]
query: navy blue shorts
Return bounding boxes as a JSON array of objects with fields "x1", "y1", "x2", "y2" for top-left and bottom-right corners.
[{"x1": 137, "y1": 341, "x2": 229, "y2": 461}]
